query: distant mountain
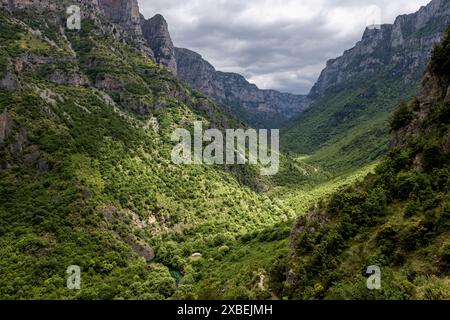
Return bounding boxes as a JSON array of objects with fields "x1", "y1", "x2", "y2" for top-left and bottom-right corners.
[
  {"x1": 175, "y1": 47, "x2": 311, "y2": 128},
  {"x1": 283, "y1": 0, "x2": 450, "y2": 174},
  {"x1": 309, "y1": 0, "x2": 449, "y2": 99}
]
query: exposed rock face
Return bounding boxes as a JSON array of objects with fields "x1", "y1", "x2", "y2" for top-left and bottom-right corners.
[
  {"x1": 1, "y1": 0, "x2": 144, "y2": 38},
  {"x1": 0, "y1": 70, "x2": 19, "y2": 91},
  {"x1": 126, "y1": 234, "x2": 155, "y2": 262},
  {"x1": 420, "y1": 70, "x2": 450, "y2": 106},
  {"x1": 11, "y1": 127, "x2": 27, "y2": 154},
  {"x1": 289, "y1": 206, "x2": 329, "y2": 249},
  {"x1": 49, "y1": 70, "x2": 90, "y2": 86},
  {"x1": 175, "y1": 48, "x2": 311, "y2": 128},
  {"x1": 94, "y1": 74, "x2": 123, "y2": 91},
  {"x1": 391, "y1": 39, "x2": 450, "y2": 150},
  {"x1": 141, "y1": 14, "x2": 177, "y2": 74},
  {"x1": 133, "y1": 241, "x2": 155, "y2": 261},
  {"x1": 1, "y1": 0, "x2": 54, "y2": 9},
  {"x1": 0, "y1": 112, "x2": 13, "y2": 145},
  {"x1": 309, "y1": 0, "x2": 450, "y2": 99},
  {"x1": 97, "y1": 0, "x2": 142, "y2": 36}
]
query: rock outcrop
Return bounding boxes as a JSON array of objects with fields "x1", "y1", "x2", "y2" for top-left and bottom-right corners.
[
  {"x1": 49, "y1": 70, "x2": 90, "y2": 87},
  {"x1": 309, "y1": 0, "x2": 450, "y2": 99},
  {"x1": 1, "y1": 0, "x2": 144, "y2": 38},
  {"x1": 1, "y1": 0, "x2": 54, "y2": 9},
  {"x1": 391, "y1": 29, "x2": 450, "y2": 150},
  {"x1": 1, "y1": 0, "x2": 155, "y2": 57},
  {"x1": 0, "y1": 112, "x2": 13, "y2": 145},
  {"x1": 97, "y1": 0, "x2": 142, "y2": 37},
  {"x1": 175, "y1": 48, "x2": 311, "y2": 128},
  {"x1": 141, "y1": 14, "x2": 177, "y2": 75},
  {"x1": 0, "y1": 70, "x2": 19, "y2": 91}
]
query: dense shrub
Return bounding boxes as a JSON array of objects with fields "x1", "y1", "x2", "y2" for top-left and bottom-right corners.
[
  {"x1": 430, "y1": 26, "x2": 450, "y2": 75},
  {"x1": 390, "y1": 101, "x2": 415, "y2": 130}
]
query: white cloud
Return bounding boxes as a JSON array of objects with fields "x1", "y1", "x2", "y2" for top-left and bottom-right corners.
[{"x1": 138, "y1": 0, "x2": 432, "y2": 94}]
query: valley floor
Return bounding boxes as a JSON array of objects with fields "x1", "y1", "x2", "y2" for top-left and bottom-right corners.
[{"x1": 187, "y1": 162, "x2": 379, "y2": 299}]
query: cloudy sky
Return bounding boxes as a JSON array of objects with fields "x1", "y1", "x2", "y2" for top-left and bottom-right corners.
[{"x1": 139, "y1": 0, "x2": 431, "y2": 94}]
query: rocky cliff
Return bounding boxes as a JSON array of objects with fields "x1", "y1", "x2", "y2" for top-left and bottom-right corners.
[
  {"x1": 1, "y1": 0, "x2": 144, "y2": 38},
  {"x1": 391, "y1": 28, "x2": 450, "y2": 151},
  {"x1": 175, "y1": 47, "x2": 311, "y2": 128},
  {"x1": 141, "y1": 14, "x2": 177, "y2": 75},
  {"x1": 309, "y1": 0, "x2": 450, "y2": 99},
  {"x1": 97, "y1": 0, "x2": 142, "y2": 36},
  {"x1": 282, "y1": 0, "x2": 450, "y2": 175},
  {"x1": 0, "y1": 0, "x2": 154, "y2": 57}
]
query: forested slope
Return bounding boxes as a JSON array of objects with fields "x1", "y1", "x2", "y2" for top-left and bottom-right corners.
[{"x1": 274, "y1": 28, "x2": 450, "y2": 300}]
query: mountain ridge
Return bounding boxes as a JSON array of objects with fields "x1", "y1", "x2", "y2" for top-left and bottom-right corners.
[
  {"x1": 282, "y1": 0, "x2": 450, "y2": 175},
  {"x1": 175, "y1": 47, "x2": 311, "y2": 128},
  {"x1": 309, "y1": 0, "x2": 450, "y2": 99},
  {"x1": 101, "y1": 0, "x2": 312, "y2": 129}
]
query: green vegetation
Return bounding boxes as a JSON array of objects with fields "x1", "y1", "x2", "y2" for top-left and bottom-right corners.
[
  {"x1": 282, "y1": 74, "x2": 420, "y2": 175},
  {"x1": 1, "y1": 6, "x2": 349, "y2": 300},
  {"x1": 431, "y1": 27, "x2": 450, "y2": 75},
  {"x1": 0, "y1": 9, "x2": 292, "y2": 299},
  {"x1": 269, "y1": 29, "x2": 450, "y2": 299},
  {"x1": 0, "y1": 7, "x2": 448, "y2": 301}
]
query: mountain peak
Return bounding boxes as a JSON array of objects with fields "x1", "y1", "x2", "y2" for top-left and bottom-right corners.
[
  {"x1": 309, "y1": 0, "x2": 450, "y2": 99},
  {"x1": 150, "y1": 13, "x2": 166, "y2": 23},
  {"x1": 141, "y1": 13, "x2": 177, "y2": 74}
]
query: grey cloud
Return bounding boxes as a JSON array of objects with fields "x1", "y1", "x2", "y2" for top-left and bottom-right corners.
[{"x1": 138, "y1": 0, "x2": 431, "y2": 94}]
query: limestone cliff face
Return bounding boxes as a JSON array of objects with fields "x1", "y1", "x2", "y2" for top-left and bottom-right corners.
[
  {"x1": 97, "y1": 0, "x2": 142, "y2": 36},
  {"x1": 141, "y1": 14, "x2": 177, "y2": 74},
  {"x1": 1, "y1": 0, "x2": 143, "y2": 37},
  {"x1": 1, "y1": 0, "x2": 65, "y2": 10},
  {"x1": 391, "y1": 30, "x2": 450, "y2": 151},
  {"x1": 1, "y1": 0, "x2": 153, "y2": 58},
  {"x1": 0, "y1": 112, "x2": 13, "y2": 145},
  {"x1": 309, "y1": 0, "x2": 450, "y2": 99},
  {"x1": 175, "y1": 48, "x2": 311, "y2": 128}
]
